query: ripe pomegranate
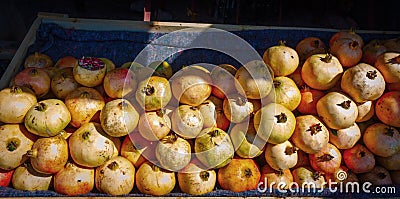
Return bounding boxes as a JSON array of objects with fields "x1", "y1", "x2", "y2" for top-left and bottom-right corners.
[
  {"x1": 292, "y1": 167, "x2": 325, "y2": 188},
  {"x1": 316, "y1": 92, "x2": 358, "y2": 130},
  {"x1": 51, "y1": 68, "x2": 80, "y2": 99},
  {"x1": 263, "y1": 40, "x2": 299, "y2": 76},
  {"x1": 135, "y1": 162, "x2": 176, "y2": 196},
  {"x1": 217, "y1": 158, "x2": 261, "y2": 192},
  {"x1": 0, "y1": 86, "x2": 37, "y2": 123},
  {"x1": 69, "y1": 123, "x2": 116, "y2": 168},
  {"x1": 356, "y1": 101, "x2": 375, "y2": 122},
  {"x1": 229, "y1": 120, "x2": 265, "y2": 158},
  {"x1": 295, "y1": 37, "x2": 326, "y2": 61},
  {"x1": 12, "y1": 163, "x2": 52, "y2": 191},
  {"x1": 138, "y1": 109, "x2": 171, "y2": 141},
  {"x1": 24, "y1": 99, "x2": 71, "y2": 137},
  {"x1": 54, "y1": 56, "x2": 77, "y2": 68},
  {"x1": 171, "y1": 105, "x2": 204, "y2": 139},
  {"x1": 375, "y1": 52, "x2": 400, "y2": 83},
  {"x1": 330, "y1": 38, "x2": 362, "y2": 67},
  {"x1": 73, "y1": 57, "x2": 107, "y2": 87},
  {"x1": 341, "y1": 63, "x2": 385, "y2": 103},
  {"x1": 358, "y1": 166, "x2": 393, "y2": 186},
  {"x1": 178, "y1": 160, "x2": 217, "y2": 195},
  {"x1": 198, "y1": 99, "x2": 218, "y2": 128},
  {"x1": 223, "y1": 94, "x2": 254, "y2": 123},
  {"x1": 254, "y1": 103, "x2": 296, "y2": 144},
  {"x1": 272, "y1": 76, "x2": 301, "y2": 111},
  {"x1": 13, "y1": 67, "x2": 51, "y2": 97},
  {"x1": 259, "y1": 164, "x2": 293, "y2": 190},
  {"x1": 291, "y1": 115, "x2": 329, "y2": 154},
  {"x1": 65, "y1": 87, "x2": 105, "y2": 128},
  {"x1": 95, "y1": 156, "x2": 135, "y2": 195},
  {"x1": 377, "y1": 151, "x2": 400, "y2": 171},
  {"x1": 122, "y1": 130, "x2": 156, "y2": 168},
  {"x1": 211, "y1": 64, "x2": 238, "y2": 99},
  {"x1": 375, "y1": 91, "x2": 400, "y2": 127},
  {"x1": 301, "y1": 53, "x2": 343, "y2": 90},
  {"x1": 53, "y1": 162, "x2": 94, "y2": 196},
  {"x1": 329, "y1": 29, "x2": 364, "y2": 48},
  {"x1": 265, "y1": 141, "x2": 298, "y2": 171},
  {"x1": 100, "y1": 99, "x2": 139, "y2": 137},
  {"x1": 235, "y1": 60, "x2": 273, "y2": 99},
  {"x1": 362, "y1": 39, "x2": 387, "y2": 65},
  {"x1": 136, "y1": 76, "x2": 172, "y2": 111},
  {"x1": 195, "y1": 127, "x2": 234, "y2": 169},
  {"x1": 24, "y1": 52, "x2": 53, "y2": 68},
  {"x1": 329, "y1": 123, "x2": 361, "y2": 149},
  {"x1": 309, "y1": 143, "x2": 342, "y2": 174},
  {"x1": 26, "y1": 135, "x2": 68, "y2": 174},
  {"x1": 208, "y1": 96, "x2": 230, "y2": 131},
  {"x1": 156, "y1": 133, "x2": 191, "y2": 171},
  {"x1": 0, "y1": 124, "x2": 36, "y2": 170},
  {"x1": 103, "y1": 67, "x2": 137, "y2": 98},
  {"x1": 170, "y1": 65, "x2": 212, "y2": 106},
  {"x1": 343, "y1": 144, "x2": 375, "y2": 173},
  {"x1": 363, "y1": 123, "x2": 400, "y2": 157}
]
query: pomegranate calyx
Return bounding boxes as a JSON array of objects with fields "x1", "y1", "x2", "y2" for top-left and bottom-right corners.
[
  {"x1": 386, "y1": 55, "x2": 400, "y2": 65},
  {"x1": 275, "y1": 112, "x2": 288, "y2": 123},
  {"x1": 366, "y1": 70, "x2": 378, "y2": 79},
  {"x1": 235, "y1": 95, "x2": 247, "y2": 106},
  {"x1": 306, "y1": 123, "x2": 323, "y2": 135},
  {"x1": 284, "y1": 146, "x2": 298, "y2": 155},
  {"x1": 244, "y1": 168, "x2": 253, "y2": 177},
  {"x1": 200, "y1": 171, "x2": 210, "y2": 181},
  {"x1": 359, "y1": 151, "x2": 366, "y2": 157},
  {"x1": 6, "y1": 139, "x2": 19, "y2": 151},
  {"x1": 10, "y1": 86, "x2": 22, "y2": 94},
  {"x1": 378, "y1": 172, "x2": 387, "y2": 179},
  {"x1": 162, "y1": 133, "x2": 178, "y2": 144},
  {"x1": 82, "y1": 131, "x2": 91, "y2": 140},
  {"x1": 141, "y1": 85, "x2": 155, "y2": 96},
  {"x1": 349, "y1": 41, "x2": 359, "y2": 49},
  {"x1": 336, "y1": 100, "x2": 351, "y2": 110},
  {"x1": 107, "y1": 161, "x2": 119, "y2": 171},
  {"x1": 313, "y1": 171, "x2": 323, "y2": 181},
  {"x1": 26, "y1": 149, "x2": 38, "y2": 158},
  {"x1": 384, "y1": 127, "x2": 395, "y2": 137},
  {"x1": 278, "y1": 40, "x2": 286, "y2": 46},
  {"x1": 156, "y1": 109, "x2": 165, "y2": 117},
  {"x1": 29, "y1": 68, "x2": 39, "y2": 76},
  {"x1": 321, "y1": 53, "x2": 333, "y2": 63},
  {"x1": 316, "y1": 154, "x2": 335, "y2": 162},
  {"x1": 34, "y1": 102, "x2": 47, "y2": 112},
  {"x1": 273, "y1": 80, "x2": 281, "y2": 88}
]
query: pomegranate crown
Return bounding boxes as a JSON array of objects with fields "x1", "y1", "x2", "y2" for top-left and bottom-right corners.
[{"x1": 78, "y1": 57, "x2": 105, "y2": 71}]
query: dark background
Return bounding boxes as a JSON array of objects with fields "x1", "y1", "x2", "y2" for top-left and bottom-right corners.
[{"x1": 0, "y1": 0, "x2": 399, "y2": 43}]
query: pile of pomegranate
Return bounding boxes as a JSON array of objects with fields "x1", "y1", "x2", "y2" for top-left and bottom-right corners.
[{"x1": 0, "y1": 30, "x2": 400, "y2": 196}]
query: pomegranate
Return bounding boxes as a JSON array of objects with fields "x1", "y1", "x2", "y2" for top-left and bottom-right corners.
[
  {"x1": 375, "y1": 91, "x2": 400, "y2": 127},
  {"x1": 343, "y1": 144, "x2": 375, "y2": 173},
  {"x1": 235, "y1": 60, "x2": 273, "y2": 99},
  {"x1": 223, "y1": 94, "x2": 254, "y2": 123},
  {"x1": 295, "y1": 37, "x2": 326, "y2": 61},
  {"x1": 329, "y1": 29, "x2": 364, "y2": 48},
  {"x1": 291, "y1": 115, "x2": 329, "y2": 154},
  {"x1": 358, "y1": 166, "x2": 392, "y2": 185},
  {"x1": 356, "y1": 101, "x2": 375, "y2": 122},
  {"x1": 178, "y1": 160, "x2": 217, "y2": 195},
  {"x1": 24, "y1": 99, "x2": 71, "y2": 137},
  {"x1": 13, "y1": 67, "x2": 51, "y2": 97},
  {"x1": 363, "y1": 123, "x2": 400, "y2": 157},
  {"x1": 316, "y1": 92, "x2": 358, "y2": 129},
  {"x1": 259, "y1": 164, "x2": 293, "y2": 190},
  {"x1": 156, "y1": 133, "x2": 191, "y2": 171},
  {"x1": 254, "y1": 103, "x2": 296, "y2": 144},
  {"x1": 263, "y1": 40, "x2": 299, "y2": 76},
  {"x1": 211, "y1": 64, "x2": 238, "y2": 99},
  {"x1": 297, "y1": 86, "x2": 325, "y2": 115},
  {"x1": 229, "y1": 120, "x2": 265, "y2": 158},
  {"x1": 329, "y1": 123, "x2": 361, "y2": 149},
  {"x1": 54, "y1": 56, "x2": 77, "y2": 68},
  {"x1": 24, "y1": 52, "x2": 53, "y2": 68},
  {"x1": 217, "y1": 158, "x2": 261, "y2": 192},
  {"x1": 135, "y1": 162, "x2": 176, "y2": 196},
  {"x1": 53, "y1": 162, "x2": 94, "y2": 196},
  {"x1": 26, "y1": 135, "x2": 68, "y2": 174},
  {"x1": 99, "y1": 57, "x2": 116, "y2": 73},
  {"x1": 148, "y1": 60, "x2": 173, "y2": 79},
  {"x1": 0, "y1": 124, "x2": 36, "y2": 170},
  {"x1": 375, "y1": 52, "x2": 400, "y2": 83},
  {"x1": 309, "y1": 143, "x2": 341, "y2": 174},
  {"x1": 11, "y1": 163, "x2": 52, "y2": 191},
  {"x1": 100, "y1": 99, "x2": 139, "y2": 137},
  {"x1": 65, "y1": 87, "x2": 105, "y2": 128},
  {"x1": 287, "y1": 66, "x2": 305, "y2": 88},
  {"x1": 362, "y1": 39, "x2": 387, "y2": 65},
  {"x1": 195, "y1": 127, "x2": 234, "y2": 169},
  {"x1": 0, "y1": 86, "x2": 37, "y2": 123},
  {"x1": 272, "y1": 76, "x2": 301, "y2": 111},
  {"x1": 292, "y1": 167, "x2": 325, "y2": 188},
  {"x1": 103, "y1": 67, "x2": 137, "y2": 98},
  {"x1": 121, "y1": 134, "x2": 147, "y2": 168},
  {"x1": 51, "y1": 68, "x2": 80, "y2": 99},
  {"x1": 330, "y1": 37, "x2": 362, "y2": 67},
  {"x1": 208, "y1": 96, "x2": 230, "y2": 131},
  {"x1": 73, "y1": 57, "x2": 107, "y2": 87},
  {"x1": 138, "y1": 109, "x2": 171, "y2": 141},
  {"x1": 95, "y1": 156, "x2": 135, "y2": 195},
  {"x1": 171, "y1": 105, "x2": 203, "y2": 139},
  {"x1": 170, "y1": 65, "x2": 212, "y2": 106},
  {"x1": 341, "y1": 63, "x2": 385, "y2": 103},
  {"x1": 136, "y1": 76, "x2": 172, "y2": 111},
  {"x1": 198, "y1": 99, "x2": 218, "y2": 128},
  {"x1": 265, "y1": 141, "x2": 298, "y2": 171},
  {"x1": 301, "y1": 53, "x2": 343, "y2": 90},
  {"x1": 69, "y1": 123, "x2": 116, "y2": 168}
]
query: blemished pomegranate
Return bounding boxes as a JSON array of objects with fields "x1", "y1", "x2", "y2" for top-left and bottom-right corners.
[
  {"x1": 156, "y1": 133, "x2": 191, "y2": 171},
  {"x1": 135, "y1": 162, "x2": 176, "y2": 196},
  {"x1": 13, "y1": 67, "x2": 51, "y2": 97},
  {"x1": 53, "y1": 162, "x2": 94, "y2": 196},
  {"x1": 51, "y1": 68, "x2": 80, "y2": 99},
  {"x1": 138, "y1": 109, "x2": 171, "y2": 141},
  {"x1": 177, "y1": 160, "x2": 217, "y2": 195},
  {"x1": 136, "y1": 76, "x2": 172, "y2": 111},
  {"x1": 11, "y1": 162, "x2": 52, "y2": 191},
  {"x1": 309, "y1": 143, "x2": 342, "y2": 174},
  {"x1": 73, "y1": 57, "x2": 107, "y2": 87},
  {"x1": 343, "y1": 144, "x2": 375, "y2": 174},
  {"x1": 263, "y1": 40, "x2": 299, "y2": 77}
]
